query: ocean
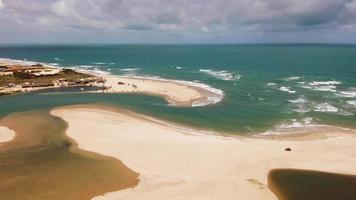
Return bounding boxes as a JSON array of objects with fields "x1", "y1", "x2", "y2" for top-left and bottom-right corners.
[{"x1": 0, "y1": 44, "x2": 355, "y2": 134}]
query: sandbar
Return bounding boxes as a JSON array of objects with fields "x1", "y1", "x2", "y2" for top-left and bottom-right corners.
[{"x1": 51, "y1": 105, "x2": 356, "y2": 200}]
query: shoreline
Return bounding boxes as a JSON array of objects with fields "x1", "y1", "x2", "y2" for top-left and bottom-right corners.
[
  {"x1": 1, "y1": 58, "x2": 224, "y2": 107},
  {"x1": 51, "y1": 104, "x2": 356, "y2": 200},
  {"x1": 76, "y1": 69, "x2": 224, "y2": 107}
]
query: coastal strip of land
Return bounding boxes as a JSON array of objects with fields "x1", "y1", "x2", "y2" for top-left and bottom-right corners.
[
  {"x1": 51, "y1": 105, "x2": 356, "y2": 200},
  {"x1": 0, "y1": 58, "x2": 223, "y2": 107},
  {"x1": 94, "y1": 74, "x2": 222, "y2": 107}
]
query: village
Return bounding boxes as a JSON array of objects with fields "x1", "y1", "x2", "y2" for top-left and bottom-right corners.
[{"x1": 0, "y1": 60, "x2": 107, "y2": 96}]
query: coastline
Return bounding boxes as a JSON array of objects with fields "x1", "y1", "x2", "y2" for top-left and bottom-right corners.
[
  {"x1": 1, "y1": 58, "x2": 224, "y2": 107},
  {"x1": 51, "y1": 104, "x2": 356, "y2": 200},
  {"x1": 77, "y1": 70, "x2": 224, "y2": 107}
]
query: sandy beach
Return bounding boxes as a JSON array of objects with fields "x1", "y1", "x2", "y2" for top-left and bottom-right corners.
[
  {"x1": 1, "y1": 58, "x2": 223, "y2": 107},
  {"x1": 86, "y1": 73, "x2": 223, "y2": 107},
  {"x1": 0, "y1": 126, "x2": 15, "y2": 143},
  {"x1": 51, "y1": 105, "x2": 356, "y2": 200}
]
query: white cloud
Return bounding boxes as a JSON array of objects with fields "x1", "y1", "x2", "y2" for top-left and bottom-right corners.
[{"x1": 1, "y1": 0, "x2": 356, "y2": 43}]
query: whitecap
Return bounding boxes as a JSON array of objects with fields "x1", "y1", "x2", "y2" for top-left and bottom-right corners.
[
  {"x1": 49, "y1": 63, "x2": 59, "y2": 66},
  {"x1": 288, "y1": 96, "x2": 310, "y2": 113},
  {"x1": 94, "y1": 62, "x2": 115, "y2": 65},
  {"x1": 312, "y1": 85, "x2": 337, "y2": 92},
  {"x1": 262, "y1": 117, "x2": 318, "y2": 135},
  {"x1": 267, "y1": 83, "x2": 277, "y2": 86},
  {"x1": 336, "y1": 90, "x2": 356, "y2": 98},
  {"x1": 119, "y1": 68, "x2": 140, "y2": 72},
  {"x1": 279, "y1": 86, "x2": 296, "y2": 94},
  {"x1": 285, "y1": 76, "x2": 301, "y2": 81},
  {"x1": 69, "y1": 67, "x2": 111, "y2": 76},
  {"x1": 199, "y1": 69, "x2": 240, "y2": 81},
  {"x1": 309, "y1": 81, "x2": 341, "y2": 86},
  {"x1": 346, "y1": 100, "x2": 356, "y2": 106},
  {"x1": 300, "y1": 81, "x2": 340, "y2": 92},
  {"x1": 313, "y1": 103, "x2": 338, "y2": 113}
]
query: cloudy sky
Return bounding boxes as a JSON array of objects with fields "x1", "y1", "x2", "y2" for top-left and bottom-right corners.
[{"x1": 1, "y1": 0, "x2": 356, "y2": 44}]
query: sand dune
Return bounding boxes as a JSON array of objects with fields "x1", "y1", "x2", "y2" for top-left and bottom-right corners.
[{"x1": 51, "y1": 106, "x2": 356, "y2": 200}]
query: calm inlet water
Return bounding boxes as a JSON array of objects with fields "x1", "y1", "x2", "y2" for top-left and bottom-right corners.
[{"x1": 0, "y1": 44, "x2": 355, "y2": 134}]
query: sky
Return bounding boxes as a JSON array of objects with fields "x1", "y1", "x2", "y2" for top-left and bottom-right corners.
[{"x1": 1, "y1": 0, "x2": 356, "y2": 44}]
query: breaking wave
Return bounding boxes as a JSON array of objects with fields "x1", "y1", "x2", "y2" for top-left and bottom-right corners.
[
  {"x1": 284, "y1": 76, "x2": 302, "y2": 81},
  {"x1": 93, "y1": 62, "x2": 115, "y2": 65},
  {"x1": 262, "y1": 117, "x2": 320, "y2": 135},
  {"x1": 279, "y1": 86, "x2": 296, "y2": 94},
  {"x1": 299, "y1": 81, "x2": 341, "y2": 92},
  {"x1": 199, "y1": 69, "x2": 241, "y2": 81}
]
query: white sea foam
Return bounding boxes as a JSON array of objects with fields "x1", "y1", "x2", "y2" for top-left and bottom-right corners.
[
  {"x1": 175, "y1": 66, "x2": 183, "y2": 70},
  {"x1": 346, "y1": 100, "x2": 356, "y2": 106},
  {"x1": 54, "y1": 58, "x2": 61, "y2": 61},
  {"x1": 336, "y1": 90, "x2": 356, "y2": 98},
  {"x1": 288, "y1": 97, "x2": 308, "y2": 104},
  {"x1": 300, "y1": 81, "x2": 341, "y2": 92},
  {"x1": 313, "y1": 103, "x2": 338, "y2": 113},
  {"x1": 119, "y1": 68, "x2": 140, "y2": 72},
  {"x1": 309, "y1": 81, "x2": 341, "y2": 86},
  {"x1": 311, "y1": 103, "x2": 353, "y2": 116},
  {"x1": 267, "y1": 83, "x2": 277, "y2": 86},
  {"x1": 70, "y1": 67, "x2": 111, "y2": 76},
  {"x1": 94, "y1": 62, "x2": 115, "y2": 65},
  {"x1": 288, "y1": 96, "x2": 310, "y2": 113},
  {"x1": 263, "y1": 117, "x2": 319, "y2": 135},
  {"x1": 285, "y1": 76, "x2": 301, "y2": 81},
  {"x1": 199, "y1": 69, "x2": 240, "y2": 81},
  {"x1": 279, "y1": 86, "x2": 296, "y2": 94}
]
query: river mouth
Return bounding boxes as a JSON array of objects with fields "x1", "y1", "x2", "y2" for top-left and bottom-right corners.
[
  {"x1": 0, "y1": 109, "x2": 138, "y2": 200},
  {"x1": 268, "y1": 168, "x2": 356, "y2": 200}
]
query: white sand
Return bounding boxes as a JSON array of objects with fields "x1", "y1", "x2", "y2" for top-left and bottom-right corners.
[
  {"x1": 1, "y1": 58, "x2": 223, "y2": 106},
  {"x1": 52, "y1": 107, "x2": 356, "y2": 200},
  {"x1": 85, "y1": 72, "x2": 223, "y2": 106},
  {"x1": 0, "y1": 126, "x2": 15, "y2": 143},
  {"x1": 103, "y1": 75, "x2": 202, "y2": 106}
]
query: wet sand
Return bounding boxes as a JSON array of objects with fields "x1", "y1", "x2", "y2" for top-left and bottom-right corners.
[
  {"x1": 51, "y1": 105, "x2": 356, "y2": 200},
  {"x1": 268, "y1": 169, "x2": 356, "y2": 200},
  {"x1": 0, "y1": 110, "x2": 138, "y2": 200}
]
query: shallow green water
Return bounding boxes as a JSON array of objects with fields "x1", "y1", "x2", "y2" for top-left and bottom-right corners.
[{"x1": 0, "y1": 44, "x2": 355, "y2": 134}]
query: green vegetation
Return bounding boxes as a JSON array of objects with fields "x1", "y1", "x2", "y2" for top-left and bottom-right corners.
[{"x1": 0, "y1": 110, "x2": 138, "y2": 200}]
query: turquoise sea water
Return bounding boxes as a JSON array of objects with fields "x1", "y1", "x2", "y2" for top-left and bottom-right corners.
[{"x1": 0, "y1": 44, "x2": 355, "y2": 134}]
